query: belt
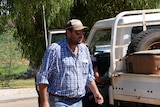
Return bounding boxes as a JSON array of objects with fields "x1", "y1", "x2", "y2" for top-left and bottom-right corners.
[{"x1": 49, "y1": 92, "x2": 80, "y2": 101}]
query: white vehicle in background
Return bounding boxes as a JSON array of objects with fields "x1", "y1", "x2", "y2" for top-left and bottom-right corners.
[
  {"x1": 45, "y1": 29, "x2": 66, "y2": 48},
  {"x1": 87, "y1": 9, "x2": 160, "y2": 107}
]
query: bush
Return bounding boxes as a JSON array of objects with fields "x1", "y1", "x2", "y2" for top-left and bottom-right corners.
[{"x1": 0, "y1": 65, "x2": 29, "y2": 88}]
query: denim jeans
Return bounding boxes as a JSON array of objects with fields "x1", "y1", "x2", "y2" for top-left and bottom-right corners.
[{"x1": 49, "y1": 94, "x2": 82, "y2": 107}]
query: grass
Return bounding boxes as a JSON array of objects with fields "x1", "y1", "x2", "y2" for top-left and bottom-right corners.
[
  {"x1": 11, "y1": 78, "x2": 35, "y2": 88},
  {"x1": 0, "y1": 62, "x2": 29, "y2": 75},
  {"x1": 0, "y1": 58, "x2": 38, "y2": 88},
  {"x1": 0, "y1": 30, "x2": 35, "y2": 88},
  {"x1": 13, "y1": 65, "x2": 29, "y2": 74}
]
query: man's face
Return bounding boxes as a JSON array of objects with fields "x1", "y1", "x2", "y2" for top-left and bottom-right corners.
[{"x1": 67, "y1": 29, "x2": 85, "y2": 45}]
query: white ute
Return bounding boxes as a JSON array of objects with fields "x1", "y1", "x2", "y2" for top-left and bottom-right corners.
[{"x1": 87, "y1": 9, "x2": 160, "y2": 107}]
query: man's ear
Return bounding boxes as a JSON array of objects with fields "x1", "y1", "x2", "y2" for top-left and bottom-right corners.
[{"x1": 66, "y1": 30, "x2": 71, "y2": 37}]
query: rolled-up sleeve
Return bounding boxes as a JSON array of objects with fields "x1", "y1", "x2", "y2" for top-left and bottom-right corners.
[
  {"x1": 86, "y1": 65, "x2": 95, "y2": 85},
  {"x1": 36, "y1": 47, "x2": 55, "y2": 85},
  {"x1": 86, "y1": 48, "x2": 95, "y2": 85}
]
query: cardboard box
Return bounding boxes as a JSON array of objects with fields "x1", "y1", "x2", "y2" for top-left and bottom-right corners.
[{"x1": 127, "y1": 50, "x2": 160, "y2": 74}]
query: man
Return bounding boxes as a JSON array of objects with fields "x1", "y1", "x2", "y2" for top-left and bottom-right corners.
[{"x1": 37, "y1": 19, "x2": 104, "y2": 107}]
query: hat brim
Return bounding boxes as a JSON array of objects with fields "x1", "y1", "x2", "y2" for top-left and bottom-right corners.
[{"x1": 73, "y1": 26, "x2": 88, "y2": 31}]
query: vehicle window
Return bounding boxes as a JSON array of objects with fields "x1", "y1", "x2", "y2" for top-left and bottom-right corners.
[
  {"x1": 89, "y1": 29, "x2": 111, "y2": 55},
  {"x1": 131, "y1": 25, "x2": 160, "y2": 39},
  {"x1": 51, "y1": 33, "x2": 66, "y2": 43}
]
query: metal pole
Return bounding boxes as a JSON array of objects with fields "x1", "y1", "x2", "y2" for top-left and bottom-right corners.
[{"x1": 42, "y1": 5, "x2": 48, "y2": 48}]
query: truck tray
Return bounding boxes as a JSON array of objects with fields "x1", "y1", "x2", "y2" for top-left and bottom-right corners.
[
  {"x1": 112, "y1": 73, "x2": 160, "y2": 105},
  {"x1": 127, "y1": 50, "x2": 160, "y2": 74}
]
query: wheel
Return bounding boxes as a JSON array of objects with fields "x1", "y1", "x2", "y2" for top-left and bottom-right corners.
[{"x1": 127, "y1": 29, "x2": 160, "y2": 55}]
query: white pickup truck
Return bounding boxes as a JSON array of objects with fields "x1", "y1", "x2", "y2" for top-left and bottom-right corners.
[{"x1": 87, "y1": 9, "x2": 160, "y2": 107}]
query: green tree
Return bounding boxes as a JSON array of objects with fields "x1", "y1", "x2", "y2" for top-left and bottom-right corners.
[
  {"x1": 3, "y1": 0, "x2": 160, "y2": 72},
  {"x1": 0, "y1": 15, "x2": 9, "y2": 33},
  {"x1": 0, "y1": 15, "x2": 20, "y2": 87},
  {"x1": 71, "y1": 0, "x2": 160, "y2": 31},
  {"x1": 6, "y1": 0, "x2": 74, "y2": 69}
]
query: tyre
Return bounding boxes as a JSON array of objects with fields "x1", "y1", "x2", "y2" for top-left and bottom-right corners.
[{"x1": 127, "y1": 29, "x2": 160, "y2": 55}]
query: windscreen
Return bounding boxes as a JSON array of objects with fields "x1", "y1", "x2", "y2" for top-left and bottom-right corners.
[
  {"x1": 89, "y1": 29, "x2": 111, "y2": 55},
  {"x1": 51, "y1": 33, "x2": 66, "y2": 43}
]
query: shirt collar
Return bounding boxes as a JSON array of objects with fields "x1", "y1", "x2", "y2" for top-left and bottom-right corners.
[{"x1": 64, "y1": 39, "x2": 83, "y2": 55}]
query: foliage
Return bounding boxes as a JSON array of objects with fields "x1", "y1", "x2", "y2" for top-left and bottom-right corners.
[
  {"x1": 6, "y1": 0, "x2": 74, "y2": 68},
  {"x1": 0, "y1": 28, "x2": 20, "y2": 87},
  {"x1": 128, "y1": 0, "x2": 160, "y2": 10},
  {"x1": 0, "y1": 15, "x2": 9, "y2": 33},
  {"x1": 3, "y1": 0, "x2": 160, "y2": 70},
  {"x1": 0, "y1": 64, "x2": 29, "y2": 87},
  {"x1": 0, "y1": 78, "x2": 34, "y2": 88},
  {"x1": 71, "y1": 0, "x2": 160, "y2": 31},
  {"x1": 0, "y1": 15, "x2": 29, "y2": 87}
]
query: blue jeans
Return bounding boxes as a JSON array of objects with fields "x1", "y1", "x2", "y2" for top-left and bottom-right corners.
[{"x1": 49, "y1": 95, "x2": 82, "y2": 107}]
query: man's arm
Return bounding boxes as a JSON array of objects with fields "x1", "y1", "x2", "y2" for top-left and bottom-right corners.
[
  {"x1": 94, "y1": 66, "x2": 108, "y2": 84},
  {"x1": 39, "y1": 84, "x2": 50, "y2": 107},
  {"x1": 88, "y1": 80, "x2": 104, "y2": 105}
]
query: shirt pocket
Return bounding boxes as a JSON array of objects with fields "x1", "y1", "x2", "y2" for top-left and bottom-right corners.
[{"x1": 82, "y1": 59, "x2": 89, "y2": 75}]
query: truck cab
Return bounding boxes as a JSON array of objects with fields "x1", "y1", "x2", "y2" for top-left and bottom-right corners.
[{"x1": 87, "y1": 9, "x2": 160, "y2": 107}]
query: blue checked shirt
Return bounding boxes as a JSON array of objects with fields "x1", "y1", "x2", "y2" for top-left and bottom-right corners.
[{"x1": 37, "y1": 39, "x2": 95, "y2": 98}]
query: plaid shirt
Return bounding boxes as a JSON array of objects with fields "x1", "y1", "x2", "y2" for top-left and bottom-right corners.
[{"x1": 37, "y1": 39, "x2": 95, "y2": 98}]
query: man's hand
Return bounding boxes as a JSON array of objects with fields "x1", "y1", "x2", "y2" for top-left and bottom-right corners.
[
  {"x1": 93, "y1": 92, "x2": 104, "y2": 105},
  {"x1": 88, "y1": 80, "x2": 104, "y2": 105}
]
